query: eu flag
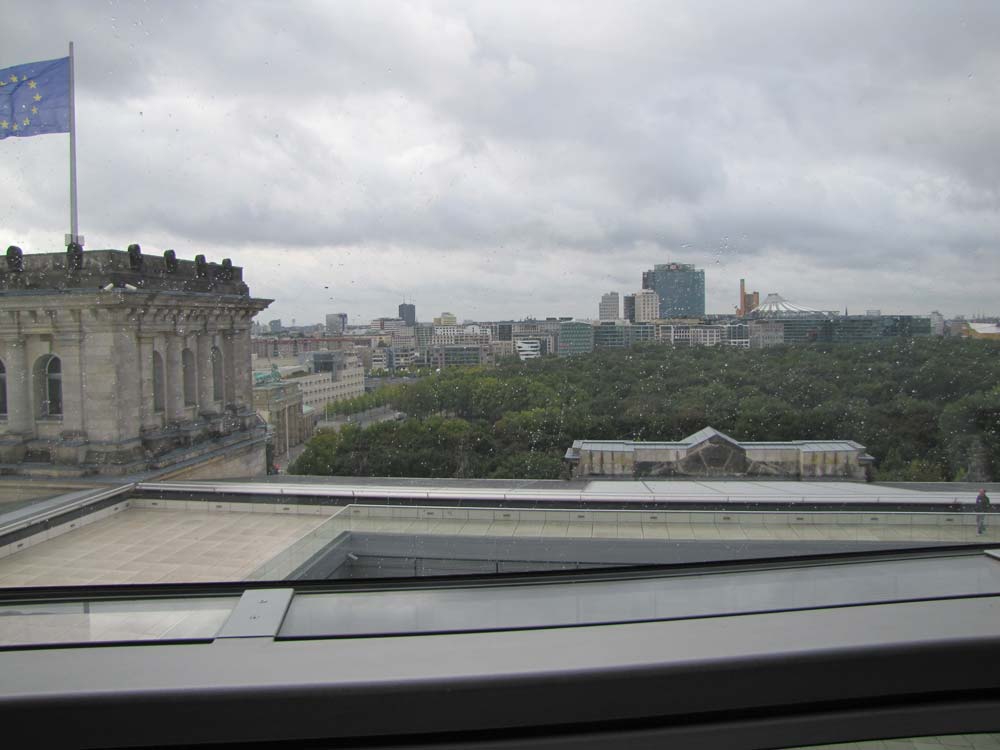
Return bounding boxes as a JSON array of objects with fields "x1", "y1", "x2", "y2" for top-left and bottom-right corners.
[{"x1": 0, "y1": 57, "x2": 70, "y2": 139}]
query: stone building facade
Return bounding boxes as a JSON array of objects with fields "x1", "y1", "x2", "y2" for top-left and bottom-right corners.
[
  {"x1": 0, "y1": 245, "x2": 271, "y2": 476},
  {"x1": 252, "y1": 377, "x2": 314, "y2": 460},
  {"x1": 565, "y1": 427, "x2": 875, "y2": 480}
]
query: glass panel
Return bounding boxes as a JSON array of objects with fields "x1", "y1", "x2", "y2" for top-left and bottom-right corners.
[
  {"x1": 0, "y1": 596, "x2": 239, "y2": 648},
  {"x1": 789, "y1": 733, "x2": 1000, "y2": 749},
  {"x1": 279, "y1": 554, "x2": 1000, "y2": 638}
]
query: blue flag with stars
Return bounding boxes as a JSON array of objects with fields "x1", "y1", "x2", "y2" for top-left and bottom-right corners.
[{"x1": 0, "y1": 57, "x2": 70, "y2": 139}]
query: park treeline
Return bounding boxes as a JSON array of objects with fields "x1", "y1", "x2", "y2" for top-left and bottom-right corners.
[{"x1": 290, "y1": 338, "x2": 1000, "y2": 481}]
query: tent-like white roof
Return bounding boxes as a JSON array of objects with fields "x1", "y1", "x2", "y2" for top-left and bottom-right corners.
[{"x1": 749, "y1": 293, "x2": 823, "y2": 318}]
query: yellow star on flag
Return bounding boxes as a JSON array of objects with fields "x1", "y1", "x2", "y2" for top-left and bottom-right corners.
[
  {"x1": 33, "y1": 93, "x2": 41, "y2": 102},
  {"x1": 27, "y1": 80, "x2": 37, "y2": 89},
  {"x1": 22, "y1": 117, "x2": 30, "y2": 126},
  {"x1": 11, "y1": 123, "x2": 18, "y2": 131},
  {"x1": 8, "y1": 74, "x2": 17, "y2": 83},
  {"x1": 0, "y1": 120, "x2": 8, "y2": 129},
  {"x1": 31, "y1": 106, "x2": 38, "y2": 114}
]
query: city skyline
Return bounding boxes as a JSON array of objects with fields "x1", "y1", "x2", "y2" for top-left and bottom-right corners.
[{"x1": 1, "y1": 3, "x2": 998, "y2": 323}]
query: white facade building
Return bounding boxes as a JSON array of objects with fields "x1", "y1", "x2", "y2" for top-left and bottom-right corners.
[
  {"x1": 634, "y1": 289, "x2": 660, "y2": 322},
  {"x1": 514, "y1": 339, "x2": 542, "y2": 361}
]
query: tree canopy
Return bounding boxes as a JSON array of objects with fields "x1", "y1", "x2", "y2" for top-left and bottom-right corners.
[{"x1": 291, "y1": 338, "x2": 1000, "y2": 482}]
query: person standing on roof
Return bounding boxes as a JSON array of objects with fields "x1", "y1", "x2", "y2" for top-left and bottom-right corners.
[{"x1": 975, "y1": 488, "x2": 991, "y2": 535}]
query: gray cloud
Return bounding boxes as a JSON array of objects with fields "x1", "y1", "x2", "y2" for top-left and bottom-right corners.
[{"x1": 1, "y1": 0, "x2": 998, "y2": 322}]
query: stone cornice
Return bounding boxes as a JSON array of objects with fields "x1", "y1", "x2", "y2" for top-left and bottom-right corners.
[{"x1": 0, "y1": 293, "x2": 268, "y2": 336}]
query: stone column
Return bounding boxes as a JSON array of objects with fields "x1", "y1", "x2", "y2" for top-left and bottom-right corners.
[
  {"x1": 78, "y1": 322, "x2": 118, "y2": 442},
  {"x1": 138, "y1": 336, "x2": 159, "y2": 430},
  {"x1": 53, "y1": 332, "x2": 84, "y2": 435},
  {"x1": 111, "y1": 326, "x2": 142, "y2": 441},
  {"x1": 230, "y1": 326, "x2": 251, "y2": 409},
  {"x1": 4, "y1": 337, "x2": 32, "y2": 435},
  {"x1": 222, "y1": 330, "x2": 236, "y2": 408},
  {"x1": 196, "y1": 332, "x2": 214, "y2": 414},
  {"x1": 165, "y1": 333, "x2": 185, "y2": 422}
]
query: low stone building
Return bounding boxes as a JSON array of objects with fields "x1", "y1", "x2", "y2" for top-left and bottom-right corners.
[
  {"x1": 565, "y1": 427, "x2": 875, "y2": 480},
  {"x1": 252, "y1": 372, "x2": 315, "y2": 460},
  {"x1": 0, "y1": 244, "x2": 271, "y2": 477}
]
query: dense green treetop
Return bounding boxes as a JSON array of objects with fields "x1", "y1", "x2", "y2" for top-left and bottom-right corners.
[{"x1": 291, "y1": 338, "x2": 1000, "y2": 481}]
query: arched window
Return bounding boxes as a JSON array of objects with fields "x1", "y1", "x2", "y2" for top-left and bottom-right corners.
[
  {"x1": 182, "y1": 348, "x2": 197, "y2": 406},
  {"x1": 34, "y1": 355, "x2": 62, "y2": 417},
  {"x1": 210, "y1": 346, "x2": 224, "y2": 402},
  {"x1": 0, "y1": 360, "x2": 6, "y2": 416},
  {"x1": 152, "y1": 351, "x2": 165, "y2": 413}
]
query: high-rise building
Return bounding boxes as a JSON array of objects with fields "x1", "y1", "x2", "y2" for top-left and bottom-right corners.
[
  {"x1": 325, "y1": 313, "x2": 347, "y2": 334},
  {"x1": 398, "y1": 303, "x2": 416, "y2": 326},
  {"x1": 268, "y1": 319, "x2": 283, "y2": 333},
  {"x1": 643, "y1": 263, "x2": 705, "y2": 318},
  {"x1": 929, "y1": 311, "x2": 945, "y2": 336},
  {"x1": 599, "y1": 292, "x2": 620, "y2": 320},
  {"x1": 737, "y1": 279, "x2": 760, "y2": 317},
  {"x1": 623, "y1": 294, "x2": 636, "y2": 323},
  {"x1": 634, "y1": 289, "x2": 660, "y2": 322}
]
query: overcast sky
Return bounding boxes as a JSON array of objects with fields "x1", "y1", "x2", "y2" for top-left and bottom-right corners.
[{"x1": 1, "y1": 1, "x2": 998, "y2": 323}]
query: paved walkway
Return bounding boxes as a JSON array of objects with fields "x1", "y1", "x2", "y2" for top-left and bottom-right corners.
[{"x1": 0, "y1": 509, "x2": 327, "y2": 587}]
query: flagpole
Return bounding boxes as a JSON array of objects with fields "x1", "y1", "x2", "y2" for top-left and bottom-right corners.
[{"x1": 67, "y1": 40, "x2": 80, "y2": 247}]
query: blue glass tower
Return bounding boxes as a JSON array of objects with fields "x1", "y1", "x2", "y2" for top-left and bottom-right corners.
[{"x1": 642, "y1": 263, "x2": 705, "y2": 318}]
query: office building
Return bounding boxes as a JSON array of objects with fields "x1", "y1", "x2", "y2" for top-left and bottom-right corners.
[
  {"x1": 295, "y1": 350, "x2": 366, "y2": 408},
  {"x1": 557, "y1": 321, "x2": 595, "y2": 357},
  {"x1": 594, "y1": 320, "x2": 629, "y2": 349},
  {"x1": 427, "y1": 344, "x2": 492, "y2": 368},
  {"x1": 325, "y1": 313, "x2": 348, "y2": 334},
  {"x1": 514, "y1": 339, "x2": 542, "y2": 361},
  {"x1": 634, "y1": 289, "x2": 660, "y2": 322},
  {"x1": 252, "y1": 337, "x2": 354, "y2": 359},
  {"x1": 414, "y1": 323, "x2": 435, "y2": 354},
  {"x1": 738, "y1": 279, "x2": 760, "y2": 317},
  {"x1": 433, "y1": 312, "x2": 458, "y2": 326},
  {"x1": 749, "y1": 320, "x2": 785, "y2": 348},
  {"x1": 599, "y1": 292, "x2": 620, "y2": 321},
  {"x1": 398, "y1": 303, "x2": 416, "y2": 327},
  {"x1": 370, "y1": 317, "x2": 405, "y2": 333},
  {"x1": 495, "y1": 322, "x2": 513, "y2": 341},
  {"x1": 929, "y1": 311, "x2": 946, "y2": 336},
  {"x1": 642, "y1": 263, "x2": 705, "y2": 318},
  {"x1": 623, "y1": 294, "x2": 636, "y2": 323}
]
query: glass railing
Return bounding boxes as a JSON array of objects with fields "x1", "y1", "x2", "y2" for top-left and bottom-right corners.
[{"x1": 0, "y1": 595, "x2": 239, "y2": 648}]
